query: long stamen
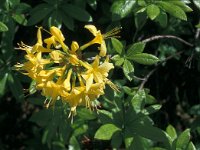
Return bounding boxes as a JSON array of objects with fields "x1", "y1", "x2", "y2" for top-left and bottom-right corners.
[
  {"x1": 36, "y1": 25, "x2": 51, "y2": 35},
  {"x1": 103, "y1": 27, "x2": 122, "y2": 38}
]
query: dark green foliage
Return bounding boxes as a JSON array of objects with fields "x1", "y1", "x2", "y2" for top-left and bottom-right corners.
[{"x1": 0, "y1": 0, "x2": 200, "y2": 149}]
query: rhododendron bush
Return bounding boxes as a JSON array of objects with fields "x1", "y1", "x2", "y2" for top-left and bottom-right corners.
[{"x1": 0, "y1": 0, "x2": 200, "y2": 149}]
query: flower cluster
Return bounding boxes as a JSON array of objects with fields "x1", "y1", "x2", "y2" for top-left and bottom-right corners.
[{"x1": 15, "y1": 25, "x2": 120, "y2": 115}]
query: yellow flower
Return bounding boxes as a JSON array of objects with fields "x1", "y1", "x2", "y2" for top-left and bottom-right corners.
[
  {"x1": 70, "y1": 41, "x2": 79, "y2": 54},
  {"x1": 63, "y1": 82, "x2": 104, "y2": 115},
  {"x1": 81, "y1": 25, "x2": 106, "y2": 57},
  {"x1": 82, "y1": 56, "x2": 114, "y2": 91},
  {"x1": 50, "y1": 50, "x2": 65, "y2": 63},
  {"x1": 44, "y1": 26, "x2": 69, "y2": 51},
  {"x1": 16, "y1": 52, "x2": 51, "y2": 79},
  {"x1": 81, "y1": 25, "x2": 121, "y2": 57},
  {"x1": 36, "y1": 69, "x2": 55, "y2": 89}
]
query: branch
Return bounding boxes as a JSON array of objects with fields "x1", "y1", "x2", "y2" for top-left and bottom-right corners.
[
  {"x1": 138, "y1": 51, "x2": 183, "y2": 90},
  {"x1": 142, "y1": 35, "x2": 193, "y2": 47}
]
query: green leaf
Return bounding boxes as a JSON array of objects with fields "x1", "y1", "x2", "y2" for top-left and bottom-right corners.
[
  {"x1": 112, "y1": 55, "x2": 124, "y2": 66},
  {"x1": 48, "y1": 11, "x2": 62, "y2": 27},
  {"x1": 111, "y1": 37, "x2": 123, "y2": 54},
  {"x1": 29, "y1": 80, "x2": 37, "y2": 95},
  {"x1": 193, "y1": 0, "x2": 200, "y2": 11},
  {"x1": 187, "y1": 142, "x2": 196, "y2": 150},
  {"x1": 69, "y1": 136, "x2": 80, "y2": 150},
  {"x1": 77, "y1": 108, "x2": 97, "y2": 120},
  {"x1": 130, "y1": 53, "x2": 159, "y2": 65},
  {"x1": 171, "y1": 1, "x2": 192, "y2": 12},
  {"x1": 14, "y1": 3, "x2": 31, "y2": 13},
  {"x1": 123, "y1": 59, "x2": 134, "y2": 81},
  {"x1": 134, "y1": 12, "x2": 147, "y2": 29},
  {"x1": 134, "y1": 123, "x2": 169, "y2": 144},
  {"x1": 61, "y1": 10, "x2": 74, "y2": 31},
  {"x1": 142, "y1": 104, "x2": 162, "y2": 115},
  {"x1": 131, "y1": 89, "x2": 146, "y2": 113},
  {"x1": 12, "y1": 14, "x2": 27, "y2": 25},
  {"x1": 95, "y1": 124, "x2": 121, "y2": 140},
  {"x1": 28, "y1": 4, "x2": 53, "y2": 26},
  {"x1": 61, "y1": 4, "x2": 92, "y2": 22},
  {"x1": 111, "y1": 0, "x2": 136, "y2": 20},
  {"x1": 196, "y1": 23, "x2": 200, "y2": 28},
  {"x1": 98, "y1": 110, "x2": 113, "y2": 124},
  {"x1": 7, "y1": 73, "x2": 24, "y2": 102},
  {"x1": 147, "y1": 4, "x2": 160, "y2": 20},
  {"x1": 0, "y1": 21, "x2": 8, "y2": 32},
  {"x1": 0, "y1": 72, "x2": 8, "y2": 97},
  {"x1": 29, "y1": 109, "x2": 52, "y2": 126},
  {"x1": 157, "y1": 1, "x2": 187, "y2": 21},
  {"x1": 166, "y1": 124, "x2": 177, "y2": 142},
  {"x1": 127, "y1": 42, "x2": 146, "y2": 56},
  {"x1": 111, "y1": 131, "x2": 122, "y2": 148},
  {"x1": 87, "y1": 0, "x2": 97, "y2": 10},
  {"x1": 176, "y1": 129, "x2": 190, "y2": 149},
  {"x1": 155, "y1": 11, "x2": 168, "y2": 28},
  {"x1": 189, "y1": 104, "x2": 200, "y2": 115},
  {"x1": 131, "y1": 136, "x2": 146, "y2": 150}
]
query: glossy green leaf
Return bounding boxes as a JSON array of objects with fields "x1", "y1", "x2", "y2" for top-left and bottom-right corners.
[
  {"x1": 147, "y1": 4, "x2": 160, "y2": 20},
  {"x1": 135, "y1": 123, "x2": 169, "y2": 144},
  {"x1": 0, "y1": 21, "x2": 8, "y2": 32},
  {"x1": 187, "y1": 142, "x2": 196, "y2": 150},
  {"x1": 95, "y1": 124, "x2": 121, "y2": 140},
  {"x1": 111, "y1": 0, "x2": 136, "y2": 20},
  {"x1": 157, "y1": 1, "x2": 187, "y2": 21},
  {"x1": 123, "y1": 59, "x2": 134, "y2": 81},
  {"x1": 61, "y1": 4, "x2": 92, "y2": 22},
  {"x1": 0, "y1": 72, "x2": 8, "y2": 97},
  {"x1": 193, "y1": 0, "x2": 200, "y2": 11},
  {"x1": 98, "y1": 110, "x2": 113, "y2": 124},
  {"x1": 166, "y1": 124, "x2": 177, "y2": 142},
  {"x1": 28, "y1": 4, "x2": 53, "y2": 25},
  {"x1": 155, "y1": 11, "x2": 167, "y2": 28},
  {"x1": 176, "y1": 129, "x2": 190, "y2": 149},
  {"x1": 112, "y1": 55, "x2": 124, "y2": 66},
  {"x1": 171, "y1": 1, "x2": 192, "y2": 12},
  {"x1": 7, "y1": 73, "x2": 24, "y2": 102},
  {"x1": 131, "y1": 89, "x2": 146, "y2": 113},
  {"x1": 127, "y1": 42, "x2": 146, "y2": 56},
  {"x1": 130, "y1": 53, "x2": 159, "y2": 65},
  {"x1": 111, "y1": 38, "x2": 123, "y2": 54},
  {"x1": 142, "y1": 104, "x2": 162, "y2": 115},
  {"x1": 12, "y1": 14, "x2": 27, "y2": 25}
]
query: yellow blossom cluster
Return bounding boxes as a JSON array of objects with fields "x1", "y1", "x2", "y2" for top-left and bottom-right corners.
[{"x1": 15, "y1": 25, "x2": 120, "y2": 115}]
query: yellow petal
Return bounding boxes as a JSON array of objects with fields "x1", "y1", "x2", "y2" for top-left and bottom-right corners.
[
  {"x1": 50, "y1": 26, "x2": 65, "y2": 42},
  {"x1": 99, "y1": 40, "x2": 107, "y2": 57},
  {"x1": 84, "y1": 25, "x2": 98, "y2": 36},
  {"x1": 37, "y1": 27, "x2": 43, "y2": 45},
  {"x1": 71, "y1": 41, "x2": 79, "y2": 53},
  {"x1": 64, "y1": 69, "x2": 72, "y2": 91}
]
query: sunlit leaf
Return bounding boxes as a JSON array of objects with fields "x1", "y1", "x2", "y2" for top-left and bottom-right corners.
[{"x1": 95, "y1": 124, "x2": 121, "y2": 140}]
